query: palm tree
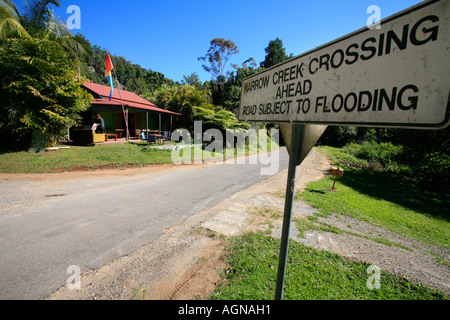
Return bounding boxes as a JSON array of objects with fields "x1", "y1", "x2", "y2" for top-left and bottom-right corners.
[
  {"x1": 20, "y1": 0, "x2": 66, "y2": 36},
  {"x1": 0, "y1": 0, "x2": 30, "y2": 39},
  {"x1": 0, "y1": 0, "x2": 87, "y2": 58}
]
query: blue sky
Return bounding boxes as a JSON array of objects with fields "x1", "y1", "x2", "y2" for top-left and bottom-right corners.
[{"x1": 18, "y1": 0, "x2": 423, "y2": 82}]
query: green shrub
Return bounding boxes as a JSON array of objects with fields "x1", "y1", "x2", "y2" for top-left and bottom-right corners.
[
  {"x1": 338, "y1": 141, "x2": 404, "y2": 173},
  {"x1": 415, "y1": 151, "x2": 450, "y2": 188},
  {"x1": 319, "y1": 141, "x2": 450, "y2": 193}
]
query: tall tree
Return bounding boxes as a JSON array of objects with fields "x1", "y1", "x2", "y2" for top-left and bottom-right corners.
[
  {"x1": 213, "y1": 58, "x2": 262, "y2": 112},
  {"x1": 182, "y1": 72, "x2": 201, "y2": 88},
  {"x1": 260, "y1": 38, "x2": 292, "y2": 68},
  {"x1": 0, "y1": 37, "x2": 93, "y2": 148},
  {"x1": 198, "y1": 38, "x2": 239, "y2": 80},
  {"x1": 0, "y1": 0, "x2": 93, "y2": 148}
]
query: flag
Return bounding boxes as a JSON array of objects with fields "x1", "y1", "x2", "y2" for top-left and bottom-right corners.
[{"x1": 105, "y1": 53, "x2": 114, "y2": 100}]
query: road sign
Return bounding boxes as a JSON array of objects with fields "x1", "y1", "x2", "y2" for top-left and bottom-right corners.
[
  {"x1": 279, "y1": 123, "x2": 327, "y2": 164},
  {"x1": 239, "y1": 0, "x2": 450, "y2": 129}
]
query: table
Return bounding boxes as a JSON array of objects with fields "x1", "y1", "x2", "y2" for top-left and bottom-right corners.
[
  {"x1": 114, "y1": 129, "x2": 124, "y2": 138},
  {"x1": 105, "y1": 134, "x2": 118, "y2": 142}
]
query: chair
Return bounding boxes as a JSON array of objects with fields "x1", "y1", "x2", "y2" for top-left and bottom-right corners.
[
  {"x1": 162, "y1": 131, "x2": 171, "y2": 141},
  {"x1": 148, "y1": 134, "x2": 157, "y2": 143},
  {"x1": 141, "y1": 132, "x2": 157, "y2": 144},
  {"x1": 140, "y1": 132, "x2": 147, "y2": 143}
]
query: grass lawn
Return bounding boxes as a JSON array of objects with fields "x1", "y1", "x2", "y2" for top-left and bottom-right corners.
[
  {"x1": 210, "y1": 232, "x2": 446, "y2": 300},
  {"x1": 298, "y1": 147, "x2": 450, "y2": 248},
  {"x1": 0, "y1": 143, "x2": 174, "y2": 173},
  {"x1": 0, "y1": 138, "x2": 279, "y2": 174}
]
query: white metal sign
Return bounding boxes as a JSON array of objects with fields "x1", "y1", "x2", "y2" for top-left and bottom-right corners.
[{"x1": 239, "y1": 0, "x2": 450, "y2": 129}]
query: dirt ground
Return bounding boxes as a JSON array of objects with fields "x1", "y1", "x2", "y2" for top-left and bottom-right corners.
[
  {"x1": 0, "y1": 163, "x2": 205, "y2": 182},
  {"x1": 44, "y1": 148, "x2": 449, "y2": 299}
]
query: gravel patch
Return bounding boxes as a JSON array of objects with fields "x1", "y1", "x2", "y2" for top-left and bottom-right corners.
[{"x1": 292, "y1": 213, "x2": 450, "y2": 295}]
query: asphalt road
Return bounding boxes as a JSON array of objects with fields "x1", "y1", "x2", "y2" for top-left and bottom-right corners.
[{"x1": 0, "y1": 149, "x2": 289, "y2": 300}]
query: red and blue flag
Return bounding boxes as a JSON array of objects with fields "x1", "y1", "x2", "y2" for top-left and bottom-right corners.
[{"x1": 105, "y1": 53, "x2": 114, "y2": 100}]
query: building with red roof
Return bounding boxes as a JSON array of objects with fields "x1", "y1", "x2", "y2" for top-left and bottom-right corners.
[{"x1": 79, "y1": 82, "x2": 181, "y2": 139}]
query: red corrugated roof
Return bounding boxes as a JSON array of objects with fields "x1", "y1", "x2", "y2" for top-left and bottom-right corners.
[{"x1": 82, "y1": 82, "x2": 182, "y2": 116}]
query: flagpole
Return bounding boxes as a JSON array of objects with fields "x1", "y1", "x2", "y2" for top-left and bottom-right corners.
[
  {"x1": 114, "y1": 70, "x2": 131, "y2": 141},
  {"x1": 107, "y1": 51, "x2": 130, "y2": 141}
]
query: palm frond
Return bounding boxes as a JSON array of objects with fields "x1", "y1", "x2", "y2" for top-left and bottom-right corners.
[
  {"x1": 21, "y1": 0, "x2": 61, "y2": 34},
  {"x1": 0, "y1": 5, "x2": 30, "y2": 39},
  {"x1": 56, "y1": 35, "x2": 88, "y2": 61},
  {"x1": 0, "y1": 0, "x2": 21, "y2": 18},
  {"x1": 46, "y1": 6, "x2": 70, "y2": 37}
]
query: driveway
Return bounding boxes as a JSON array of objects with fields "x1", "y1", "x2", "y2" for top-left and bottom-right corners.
[{"x1": 0, "y1": 149, "x2": 288, "y2": 300}]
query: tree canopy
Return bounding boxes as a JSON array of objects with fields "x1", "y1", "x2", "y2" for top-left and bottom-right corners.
[
  {"x1": 0, "y1": 0, "x2": 93, "y2": 148},
  {"x1": 193, "y1": 105, "x2": 250, "y2": 131},
  {"x1": 260, "y1": 37, "x2": 292, "y2": 68},
  {"x1": 0, "y1": 37, "x2": 93, "y2": 147},
  {"x1": 198, "y1": 38, "x2": 239, "y2": 80},
  {"x1": 72, "y1": 35, "x2": 176, "y2": 96}
]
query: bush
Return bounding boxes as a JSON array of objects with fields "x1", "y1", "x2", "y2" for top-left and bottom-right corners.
[
  {"x1": 319, "y1": 127, "x2": 378, "y2": 147},
  {"x1": 319, "y1": 125, "x2": 449, "y2": 192},
  {"x1": 353, "y1": 142, "x2": 403, "y2": 171},
  {"x1": 415, "y1": 151, "x2": 450, "y2": 189},
  {"x1": 323, "y1": 140, "x2": 450, "y2": 193},
  {"x1": 319, "y1": 126, "x2": 358, "y2": 147},
  {"x1": 341, "y1": 141, "x2": 404, "y2": 172}
]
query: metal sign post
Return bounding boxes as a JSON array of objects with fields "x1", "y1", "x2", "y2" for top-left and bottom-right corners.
[
  {"x1": 274, "y1": 124, "x2": 302, "y2": 300},
  {"x1": 274, "y1": 124, "x2": 327, "y2": 300}
]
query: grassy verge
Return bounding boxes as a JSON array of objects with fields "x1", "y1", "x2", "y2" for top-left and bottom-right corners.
[
  {"x1": 0, "y1": 143, "x2": 174, "y2": 173},
  {"x1": 0, "y1": 136, "x2": 279, "y2": 174},
  {"x1": 298, "y1": 147, "x2": 450, "y2": 248},
  {"x1": 211, "y1": 144, "x2": 448, "y2": 300},
  {"x1": 210, "y1": 232, "x2": 446, "y2": 300}
]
